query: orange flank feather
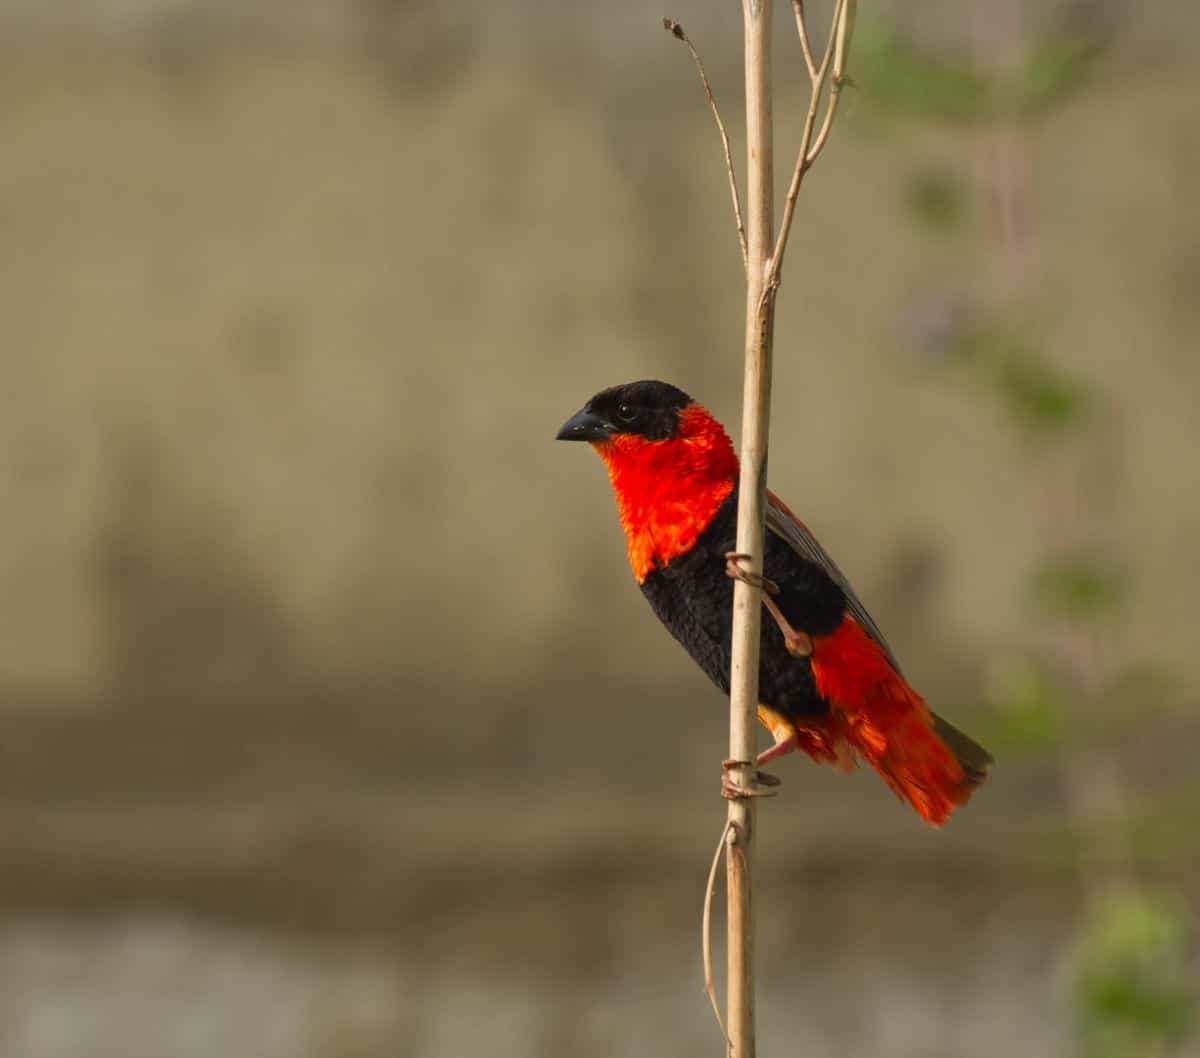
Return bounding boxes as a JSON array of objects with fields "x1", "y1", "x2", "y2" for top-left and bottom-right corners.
[
  {"x1": 808, "y1": 617, "x2": 974, "y2": 826},
  {"x1": 594, "y1": 404, "x2": 738, "y2": 582}
]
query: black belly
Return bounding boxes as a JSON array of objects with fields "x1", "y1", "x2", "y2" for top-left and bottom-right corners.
[{"x1": 638, "y1": 489, "x2": 846, "y2": 718}]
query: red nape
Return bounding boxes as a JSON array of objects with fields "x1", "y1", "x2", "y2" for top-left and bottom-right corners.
[
  {"x1": 594, "y1": 403, "x2": 738, "y2": 582},
  {"x1": 810, "y1": 617, "x2": 970, "y2": 826}
]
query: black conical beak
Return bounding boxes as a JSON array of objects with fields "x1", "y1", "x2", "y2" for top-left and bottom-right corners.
[{"x1": 556, "y1": 407, "x2": 613, "y2": 442}]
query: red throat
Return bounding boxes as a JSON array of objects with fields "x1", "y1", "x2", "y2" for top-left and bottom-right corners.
[{"x1": 594, "y1": 404, "x2": 738, "y2": 582}]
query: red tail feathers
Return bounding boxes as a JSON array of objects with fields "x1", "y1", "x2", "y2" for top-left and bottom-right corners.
[{"x1": 807, "y1": 617, "x2": 990, "y2": 826}]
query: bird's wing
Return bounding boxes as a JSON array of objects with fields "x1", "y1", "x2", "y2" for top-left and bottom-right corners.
[{"x1": 764, "y1": 490, "x2": 903, "y2": 675}]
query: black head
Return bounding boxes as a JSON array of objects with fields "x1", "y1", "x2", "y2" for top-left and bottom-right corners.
[{"x1": 556, "y1": 381, "x2": 693, "y2": 443}]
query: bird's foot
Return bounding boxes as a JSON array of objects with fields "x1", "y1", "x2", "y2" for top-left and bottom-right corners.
[
  {"x1": 724, "y1": 552, "x2": 779, "y2": 596},
  {"x1": 761, "y1": 594, "x2": 813, "y2": 658},
  {"x1": 720, "y1": 758, "x2": 781, "y2": 799},
  {"x1": 756, "y1": 733, "x2": 798, "y2": 767},
  {"x1": 725, "y1": 553, "x2": 812, "y2": 657}
]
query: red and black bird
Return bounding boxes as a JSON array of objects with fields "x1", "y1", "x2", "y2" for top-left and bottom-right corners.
[{"x1": 557, "y1": 380, "x2": 992, "y2": 826}]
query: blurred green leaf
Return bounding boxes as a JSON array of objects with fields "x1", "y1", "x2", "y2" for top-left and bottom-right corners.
[
  {"x1": 1029, "y1": 772, "x2": 1200, "y2": 871},
  {"x1": 1074, "y1": 888, "x2": 1196, "y2": 1058},
  {"x1": 951, "y1": 320, "x2": 1089, "y2": 433},
  {"x1": 905, "y1": 167, "x2": 966, "y2": 233},
  {"x1": 855, "y1": 26, "x2": 993, "y2": 123},
  {"x1": 1014, "y1": 32, "x2": 1104, "y2": 116},
  {"x1": 1034, "y1": 556, "x2": 1122, "y2": 619},
  {"x1": 856, "y1": 23, "x2": 1105, "y2": 126},
  {"x1": 995, "y1": 353, "x2": 1088, "y2": 430},
  {"x1": 982, "y1": 657, "x2": 1066, "y2": 754}
]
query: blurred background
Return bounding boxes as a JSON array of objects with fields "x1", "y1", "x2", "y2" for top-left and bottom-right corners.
[{"x1": 0, "y1": 1, "x2": 1197, "y2": 1056}]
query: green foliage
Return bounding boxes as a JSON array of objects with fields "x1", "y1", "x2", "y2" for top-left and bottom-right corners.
[
  {"x1": 1016, "y1": 32, "x2": 1103, "y2": 117},
  {"x1": 982, "y1": 649, "x2": 1173, "y2": 763},
  {"x1": 882, "y1": 15, "x2": 1196, "y2": 1056},
  {"x1": 905, "y1": 167, "x2": 966, "y2": 233},
  {"x1": 1033, "y1": 556, "x2": 1122, "y2": 620},
  {"x1": 856, "y1": 23, "x2": 1103, "y2": 125},
  {"x1": 1074, "y1": 888, "x2": 1196, "y2": 1058},
  {"x1": 995, "y1": 352, "x2": 1088, "y2": 430},
  {"x1": 952, "y1": 321, "x2": 1089, "y2": 435},
  {"x1": 855, "y1": 26, "x2": 991, "y2": 123},
  {"x1": 982, "y1": 657, "x2": 1065, "y2": 755}
]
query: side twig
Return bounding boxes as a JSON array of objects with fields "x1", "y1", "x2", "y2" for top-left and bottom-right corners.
[
  {"x1": 765, "y1": 0, "x2": 855, "y2": 298},
  {"x1": 790, "y1": 0, "x2": 818, "y2": 79},
  {"x1": 664, "y1": 19, "x2": 749, "y2": 272},
  {"x1": 805, "y1": 0, "x2": 855, "y2": 164},
  {"x1": 702, "y1": 821, "x2": 734, "y2": 1048}
]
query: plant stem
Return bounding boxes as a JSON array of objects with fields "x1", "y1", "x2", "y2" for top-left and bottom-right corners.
[{"x1": 726, "y1": 2, "x2": 775, "y2": 1056}]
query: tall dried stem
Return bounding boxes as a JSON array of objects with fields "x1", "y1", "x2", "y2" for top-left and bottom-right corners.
[
  {"x1": 724, "y1": 4, "x2": 775, "y2": 1056},
  {"x1": 668, "y1": 4, "x2": 858, "y2": 1054},
  {"x1": 726, "y1": 3, "x2": 855, "y2": 1051}
]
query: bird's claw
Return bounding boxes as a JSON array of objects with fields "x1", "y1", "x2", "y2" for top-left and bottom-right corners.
[
  {"x1": 720, "y1": 758, "x2": 781, "y2": 799},
  {"x1": 721, "y1": 775, "x2": 779, "y2": 800},
  {"x1": 726, "y1": 554, "x2": 812, "y2": 657},
  {"x1": 780, "y1": 625, "x2": 813, "y2": 658},
  {"x1": 724, "y1": 552, "x2": 779, "y2": 596}
]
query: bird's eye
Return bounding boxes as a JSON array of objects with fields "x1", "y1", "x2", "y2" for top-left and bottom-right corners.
[{"x1": 616, "y1": 402, "x2": 637, "y2": 422}]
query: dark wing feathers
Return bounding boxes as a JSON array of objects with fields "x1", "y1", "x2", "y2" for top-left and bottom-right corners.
[
  {"x1": 930, "y1": 712, "x2": 995, "y2": 782},
  {"x1": 765, "y1": 492, "x2": 995, "y2": 779},
  {"x1": 764, "y1": 492, "x2": 903, "y2": 674}
]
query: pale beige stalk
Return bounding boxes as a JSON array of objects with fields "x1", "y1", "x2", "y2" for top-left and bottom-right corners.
[
  {"x1": 668, "y1": 2, "x2": 859, "y2": 1053},
  {"x1": 725, "y1": 3, "x2": 775, "y2": 1056}
]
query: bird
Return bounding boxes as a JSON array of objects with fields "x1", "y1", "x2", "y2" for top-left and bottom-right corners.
[{"x1": 556, "y1": 379, "x2": 992, "y2": 826}]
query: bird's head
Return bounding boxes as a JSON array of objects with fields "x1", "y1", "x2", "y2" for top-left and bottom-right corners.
[
  {"x1": 555, "y1": 380, "x2": 693, "y2": 444},
  {"x1": 557, "y1": 379, "x2": 737, "y2": 487},
  {"x1": 557, "y1": 380, "x2": 737, "y2": 579}
]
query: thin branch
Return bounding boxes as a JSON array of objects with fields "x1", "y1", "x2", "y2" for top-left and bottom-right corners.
[
  {"x1": 702, "y1": 821, "x2": 733, "y2": 1050},
  {"x1": 790, "y1": 0, "x2": 818, "y2": 80},
  {"x1": 765, "y1": 0, "x2": 854, "y2": 295},
  {"x1": 806, "y1": 0, "x2": 856, "y2": 163},
  {"x1": 804, "y1": 75, "x2": 845, "y2": 165},
  {"x1": 664, "y1": 19, "x2": 749, "y2": 272}
]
